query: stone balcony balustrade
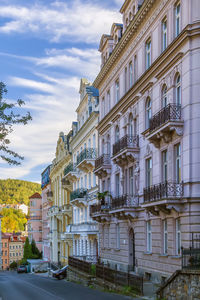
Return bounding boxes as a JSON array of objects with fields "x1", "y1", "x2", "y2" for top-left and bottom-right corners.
[
  {"x1": 69, "y1": 222, "x2": 98, "y2": 235},
  {"x1": 94, "y1": 154, "x2": 111, "y2": 178},
  {"x1": 142, "y1": 181, "x2": 184, "y2": 215},
  {"x1": 70, "y1": 188, "x2": 88, "y2": 207},
  {"x1": 47, "y1": 191, "x2": 53, "y2": 202},
  {"x1": 47, "y1": 205, "x2": 62, "y2": 217},
  {"x1": 142, "y1": 104, "x2": 184, "y2": 148},
  {"x1": 76, "y1": 148, "x2": 97, "y2": 172},
  {"x1": 112, "y1": 135, "x2": 139, "y2": 167},
  {"x1": 90, "y1": 198, "x2": 111, "y2": 223},
  {"x1": 64, "y1": 162, "x2": 79, "y2": 182},
  {"x1": 61, "y1": 178, "x2": 73, "y2": 191},
  {"x1": 61, "y1": 203, "x2": 72, "y2": 218},
  {"x1": 110, "y1": 194, "x2": 139, "y2": 220}
]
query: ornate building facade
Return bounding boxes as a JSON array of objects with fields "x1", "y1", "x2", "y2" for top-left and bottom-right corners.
[
  {"x1": 28, "y1": 193, "x2": 42, "y2": 251},
  {"x1": 48, "y1": 131, "x2": 72, "y2": 265},
  {"x1": 64, "y1": 79, "x2": 99, "y2": 262},
  {"x1": 91, "y1": 0, "x2": 200, "y2": 282}
]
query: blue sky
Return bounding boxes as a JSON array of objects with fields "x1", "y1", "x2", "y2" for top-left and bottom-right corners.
[{"x1": 0, "y1": 0, "x2": 124, "y2": 183}]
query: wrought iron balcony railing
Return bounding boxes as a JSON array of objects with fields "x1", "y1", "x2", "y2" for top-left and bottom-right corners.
[
  {"x1": 64, "y1": 163, "x2": 77, "y2": 176},
  {"x1": 111, "y1": 194, "x2": 139, "y2": 210},
  {"x1": 77, "y1": 148, "x2": 97, "y2": 165},
  {"x1": 95, "y1": 154, "x2": 111, "y2": 169},
  {"x1": 143, "y1": 181, "x2": 183, "y2": 203},
  {"x1": 70, "y1": 188, "x2": 87, "y2": 201},
  {"x1": 149, "y1": 104, "x2": 182, "y2": 133},
  {"x1": 113, "y1": 135, "x2": 139, "y2": 156}
]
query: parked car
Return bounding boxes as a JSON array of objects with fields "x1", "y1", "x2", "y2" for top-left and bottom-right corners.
[
  {"x1": 52, "y1": 265, "x2": 68, "y2": 280},
  {"x1": 17, "y1": 265, "x2": 27, "y2": 273}
]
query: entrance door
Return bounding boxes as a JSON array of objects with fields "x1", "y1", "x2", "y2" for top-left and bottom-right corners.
[{"x1": 129, "y1": 229, "x2": 135, "y2": 271}]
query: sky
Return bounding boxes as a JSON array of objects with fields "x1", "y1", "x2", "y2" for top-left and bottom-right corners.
[{"x1": 0, "y1": 0, "x2": 124, "y2": 183}]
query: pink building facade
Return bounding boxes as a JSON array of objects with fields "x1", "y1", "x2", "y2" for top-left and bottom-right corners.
[
  {"x1": 28, "y1": 193, "x2": 42, "y2": 252},
  {"x1": 91, "y1": 0, "x2": 200, "y2": 283},
  {"x1": 41, "y1": 165, "x2": 52, "y2": 261}
]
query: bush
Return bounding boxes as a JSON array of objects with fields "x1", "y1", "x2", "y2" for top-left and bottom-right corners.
[
  {"x1": 10, "y1": 261, "x2": 17, "y2": 269},
  {"x1": 91, "y1": 264, "x2": 96, "y2": 276}
]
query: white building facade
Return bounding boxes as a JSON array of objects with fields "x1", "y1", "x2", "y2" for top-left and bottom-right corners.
[
  {"x1": 64, "y1": 79, "x2": 99, "y2": 262},
  {"x1": 91, "y1": 0, "x2": 200, "y2": 282}
]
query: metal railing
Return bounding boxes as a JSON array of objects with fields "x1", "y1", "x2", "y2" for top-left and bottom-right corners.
[
  {"x1": 64, "y1": 163, "x2": 77, "y2": 176},
  {"x1": 70, "y1": 188, "x2": 87, "y2": 201},
  {"x1": 182, "y1": 233, "x2": 200, "y2": 269},
  {"x1": 149, "y1": 104, "x2": 182, "y2": 133},
  {"x1": 95, "y1": 154, "x2": 111, "y2": 169},
  {"x1": 62, "y1": 178, "x2": 71, "y2": 186},
  {"x1": 29, "y1": 216, "x2": 42, "y2": 220},
  {"x1": 111, "y1": 194, "x2": 139, "y2": 210},
  {"x1": 77, "y1": 148, "x2": 97, "y2": 165},
  {"x1": 69, "y1": 256, "x2": 91, "y2": 274},
  {"x1": 143, "y1": 181, "x2": 183, "y2": 203},
  {"x1": 113, "y1": 135, "x2": 139, "y2": 156},
  {"x1": 73, "y1": 255, "x2": 98, "y2": 263}
]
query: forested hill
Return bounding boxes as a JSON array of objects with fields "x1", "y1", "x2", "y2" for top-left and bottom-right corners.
[{"x1": 0, "y1": 179, "x2": 41, "y2": 205}]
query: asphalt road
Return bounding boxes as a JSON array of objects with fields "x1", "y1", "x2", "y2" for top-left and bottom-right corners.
[{"x1": 0, "y1": 271, "x2": 139, "y2": 300}]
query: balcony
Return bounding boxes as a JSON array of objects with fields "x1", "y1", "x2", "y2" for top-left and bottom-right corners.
[
  {"x1": 142, "y1": 181, "x2": 184, "y2": 215},
  {"x1": 47, "y1": 205, "x2": 62, "y2": 217},
  {"x1": 64, "y1": 163, "x2": 79, "y2": 182},
  {"x1": 69, "y1": 222, "x2": 98, "y2": 235},
  {"x1": 112, "y1": 135, "x2": 139, "y2": 166},
  {"x1": 61, "y1": 204, "x2": 72, "y2": 218},
  {"x1": 94, "y1": 154, "x2": 111, "y2": 178},
  {"x1": 142, "y1": 104, "x2": 184, "y2": 148},
  {"x1": 47, "y1": 191, "x2": 53, "y2": 202},
  {"x1": 70, "y1": 188, "x2": 87, "y2": 207},
  {"x1": 76, "y1": 148, "x2": 97, "y2": 172},
  {"x1": 110, "y1": 194, "x2": 139, "y2": 219},
  {"x1": 90, "y1": 202, "x2": 110, "y2": 223},
  {"x1": 61, "y1": 178, "x2": 73, "y2": 191}
]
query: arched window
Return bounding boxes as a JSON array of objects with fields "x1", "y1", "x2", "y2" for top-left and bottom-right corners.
[
  {"x1": 107, "y1": 135, "x2": 111, "y2": 155},
  {"x1": 162, "y1": 85, "x2": 167, "y2": 107},
  {"x1": 175, "y1": 74, "x2": 181, "y2": 105},
  {"x1": 128, "y1": 114, "x2": 133, "y2": 136},
  {"x1": 146, "y1": 98, "x2": 152, "y2": 129},
  {"x1": 115, "y1": 126, "x2": 120, "y2": 142},
  {"x1": 129, "y1": 12, "x2": 132, "y2": 22},
  {"x1": 102, "y1": 139, "x2": 105, "y2": 155},
  {"x1": 126, "y1": 18, "x2": 129, "y2": 27}
]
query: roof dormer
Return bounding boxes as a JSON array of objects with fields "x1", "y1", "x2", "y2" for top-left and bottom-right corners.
[
  {"x1": 111, "y1": 23, "x2": 123, "y2": 48},
  {"x1": 120, "y1": 0, "x2": 144, "y2": 32},
  {"x1": 99, "y1": 34, "x2": 114, "y2": 68}
]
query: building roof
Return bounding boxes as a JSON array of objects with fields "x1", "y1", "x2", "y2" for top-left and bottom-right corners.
[{"x1": 29, "y1": 192, "x2": 42, "y2": 199}]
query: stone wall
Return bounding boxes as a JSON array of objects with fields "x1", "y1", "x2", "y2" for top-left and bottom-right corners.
[{"x1": 157, "y1": 269, "x2": 200, "y2": 300}]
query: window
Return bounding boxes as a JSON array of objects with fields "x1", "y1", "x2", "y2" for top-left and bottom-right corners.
[
  {"x1": 175, "y1": 3, "x2": 180, "y2": 37},
  {"x1": 146, "y1": 97, "x2": 152, "y2": 129},
  {"x1": 128, "y1": 114, "x2": 133, "y2": 136},
  {"x1": 125, "y1": 67, "x2": 128, "y2": 93},
  {"x1": 107, "y1": 90, "x2": 110, "y2": 112},
  {"x1": 162, "y1": 85, "x2": 167, "y2": 107},
  {"x1": 102, "y1": 97, "x2": 105, "y2": 117},
  {"x1": 163, "y1": 220, "x2": 168, "y2": 254},
  {"x1": 5, "y1": 251, "x2": 7, "y2": 256},
  {"x1": 134, "y1": 55, "x2": 137, "y2": 82},
  {"x1": 93, "y1": 134, "x2": 96, "y2": 149},
  {"x1": 146, "y1": 158, "x2": 152, "y2": 187},
  {"x1": 175, "y1": 143, "x2": 181, "y2": 183},
  {"x1": 107, "y1": 225, "x2": 110, "y2": 248},
  {"x1": 5, "y1": 259, "x2": 7, "y2": 264},
  {"x1": 93, "y1": 173, "x2": 96, "y2": 187},
  {"x1": 107, "y1": 135, "x2": 111, "y2": 156},
  {"x1": 116, "y1": 224, "x2": 120, "y2": 249},
  {"x1": 129, "y1": 167, "x2": 134, "y2": 196},
  {"x1": 162, "y1": 18, "x2": 167, "y2": 51},
  {"x1": 147, "y1": 221, "x2": 152, "y2": 252},
  {"x1": 146, "y1": 39, "x2": 151, "y2": 69},
  {"x1": 175, "y1": 75, "x2": 181, "y2": 105},
  {"x1": 88, "y1": 172, "x2": 91, "y2": 189},
  {"x1": 115, "y1": 173, "x2": 120, "y2": 197},
  {"x1": 5, "y1": 243, "x2": 7, "y2": 248},
  {"x1": 162, "y1": 150, "x2": 168, "y2": 181},
  {"x1": 115, "y1": 79, "x2": 120, "y2": 102},
  {"x1": 115, "y1": 126, "x2": 120, "y2": 142},
  {"x1": 129, "y1": 61, "x2": 133, "y2": 88},
  {"x1": 176, "y1": 219, "x2": 181, "y2": 255}
]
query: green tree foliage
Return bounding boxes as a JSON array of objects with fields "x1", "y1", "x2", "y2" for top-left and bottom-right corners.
[
  {"x1": 0, "y1": 82, "x2": 32, "y2": 165},
  {"x1": 9, "y1": 261, "x2": 17, "y2": 269},
  {"x1": 23, "y1": 237, "x2": 32, "y2": 259},
  {"x1": 31, "y1": 239, "x2": 42, "y2": 259},
  {"x1": 0, "y1": 179, "x2": 41, "y2": 205},
  {"x1": 1, "y1": 208, "x2": 27, "y2": 233}
]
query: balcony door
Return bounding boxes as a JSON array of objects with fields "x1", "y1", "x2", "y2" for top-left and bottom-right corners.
[{"x1": 129, "y1": 228, "x2": 135, "y2": 271}]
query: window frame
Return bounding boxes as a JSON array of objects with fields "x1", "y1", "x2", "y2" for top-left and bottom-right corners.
[
  {"x1": 115, "y1": 79, "x2": 120, "y2": 103},
  {"x1": 162, "y1": 17, "x2": 167, "y2": 52},
  {"x1": 163, "y1": 219, "x2": 168, "y2": 254},
  {"x1": 147, "y1": 220, "x2": 152, "y2": 252},
  {"x1": 175, "y1": 2, "x2": 181, "y2": 38},
  {"x1": 176, "y1": 218, "x2": 181, "y2": 255},
  {"x1": 145, "y1": 39, "x2": 151, "y2": 70}
]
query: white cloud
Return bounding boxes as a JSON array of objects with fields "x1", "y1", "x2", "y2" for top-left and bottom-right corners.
[{"x1": 0, "y1": 1, "x2": 122, "y2": 43}]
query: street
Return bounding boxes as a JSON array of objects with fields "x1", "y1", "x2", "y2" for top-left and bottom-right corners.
[{"x1": 0, "y1": 271, "x2": 139, "y2": 300}]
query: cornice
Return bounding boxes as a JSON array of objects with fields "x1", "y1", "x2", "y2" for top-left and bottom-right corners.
[
  {"x1": 70, "y1": 111, "x2": 99, "y2": 147},
  {"x1": 93, "y1": 0, "x2": 156, "y2": 89},
  {"x1": 50, "y1": 153, "x2": 71, "y2": 178},
  {"x1": 97, "y1": 23, "x2": 198, "y2": 135}
]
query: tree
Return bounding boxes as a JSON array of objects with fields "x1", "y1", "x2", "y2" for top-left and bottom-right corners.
[
  {"x1": 1, "y1": 208, "x2": 27, "y2": 233},
  {"x1": 31, "y1": 239, "x2": 42, "y2": 258},
  {"x1": 0, "y1": 82, "x2": 32, "y2": 165},
  {"x1": 9, "y1": 261, "x2": 17, "y2": 269},
  {"x1": 23, "y1": 237, "x2": 32, "y2": 259}
]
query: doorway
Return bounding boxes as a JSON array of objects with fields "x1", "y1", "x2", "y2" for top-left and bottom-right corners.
[{"x1": 129, "y1": 228, "x2": 135, "y2": 271}]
